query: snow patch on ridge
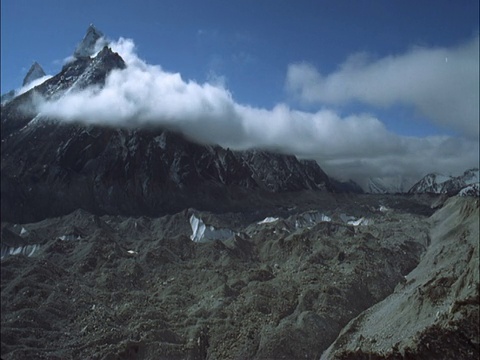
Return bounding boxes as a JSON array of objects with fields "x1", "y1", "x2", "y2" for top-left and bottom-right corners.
[
  {"x1": 458, "y1": 183, "x2": 479, "y2": 197},
  {"x1": 257, "y1": 217, "x2": 279, "y2": 225},
  {"x1": 1, "y1": 244, "x2": 40, "y2": 260},
  {"x1": 347, "y1": 217, "x2": 372, "y2": 226},
  {"x1": 190, "y1": 215, "x2": 236, "y2": 243},
  {"x1": 258, "y1": 210, "x2": 373, "y2": 231}
]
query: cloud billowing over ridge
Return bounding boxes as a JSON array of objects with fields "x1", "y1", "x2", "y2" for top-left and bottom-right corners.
[{"x1": 37, "y1": 36, "x2": 479, "y2": 186}]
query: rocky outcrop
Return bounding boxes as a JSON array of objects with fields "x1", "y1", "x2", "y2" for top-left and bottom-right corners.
[{"x1": 321, "y1": 197, "x2": 480, "y2": 359}]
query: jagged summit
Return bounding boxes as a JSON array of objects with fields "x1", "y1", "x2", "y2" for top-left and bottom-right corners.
[
  {"x1": 22, "y1": 61, "x2": 46, "y2": 86},
  {"x1": 73, "y1": 24, "x2": 107, "y2": 58},
  {"x1": 408, "y1": 168, "x2": 479, "y2": 195},
  {"x1": 2, "y1": 44, "x2": 126, "y2": 136}
]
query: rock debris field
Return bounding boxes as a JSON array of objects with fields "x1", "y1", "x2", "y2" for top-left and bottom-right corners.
[{"x1": 1, "y1": 193, "x2": 478, "y2": 359}]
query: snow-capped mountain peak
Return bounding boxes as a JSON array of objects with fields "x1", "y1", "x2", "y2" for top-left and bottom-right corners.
[
  {"x1": 22, "y1": 61, "x2": 46, "y2": 86},
  {"x1": 73, "y1": 24, "x2": 107, "y2": 58},
  {"x1": 408, "y1": 168, "x2": 479, "y2": 195}
]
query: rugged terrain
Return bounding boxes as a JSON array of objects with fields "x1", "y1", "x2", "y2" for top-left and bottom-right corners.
[
  {"x1": 322, "y1": 196, "x2": 479, "y2": 359},
  {"x1": 3, "y1": 193, "x2": 464, "y2": 359},
  {"x1": 1, "y1": 25, "x2": 478, "y2": 359}
]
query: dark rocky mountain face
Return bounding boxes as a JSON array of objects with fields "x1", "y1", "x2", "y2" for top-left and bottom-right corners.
[
  {"x1": 1, "y1": 41, "x2": 334, "y2": 224},
  {"x1": 329, "y1": 178, "x2": 365, "y2": 194},
  {"x1": 1, "y1": 121, "x2": 334, "y2": 223}
]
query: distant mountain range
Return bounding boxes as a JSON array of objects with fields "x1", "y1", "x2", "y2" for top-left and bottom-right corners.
[
  {"x1": 408, "y1": 168, "x2": 479, "y2": 196},
  {"x1": 364, "y1": 169, "x2": 479, "y2": 196}
]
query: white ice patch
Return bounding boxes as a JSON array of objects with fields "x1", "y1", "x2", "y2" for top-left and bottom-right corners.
[
  {"x1": 1, "y1": 244, "x2": 40, "y2": 260},
  {"x1": 189, "y1": 215, "x2": 235, "y2": 243},
  {"x1": 293, "y1": 211, "x2": 331, "y2": 229},
  {"x1": 58, "y1": 234, "x2": 81, "y2": 241},
  {"x1": 20, "y1": 227, "x2": 29, "y2": 236},
  {"x1": 257, "y1": 217, "x2": 279, "y2": 225},
  {"x1": 347, "y1": 217, "x2": 373, "y2": 226}
]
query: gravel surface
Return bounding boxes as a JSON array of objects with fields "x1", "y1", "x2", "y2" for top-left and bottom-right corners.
[{"x1": 2, "y1": 194, "x2": 475, "y2": 359}]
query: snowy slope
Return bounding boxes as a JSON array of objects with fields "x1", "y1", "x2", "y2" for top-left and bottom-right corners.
[{"x1": 408, "y1": 168, "x2": 479, "y2": 195}]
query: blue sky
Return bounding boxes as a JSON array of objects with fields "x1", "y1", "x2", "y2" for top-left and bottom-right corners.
[
  {"x1": 1, "y1": 0, "x2": 479, "y2": 184},
  {"x1": 2, "y1": 1, "x2": 477, "y2": 105}
]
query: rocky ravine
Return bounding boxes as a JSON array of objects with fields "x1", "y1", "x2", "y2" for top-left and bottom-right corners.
[{"x1": 2, "y1": 194, "x2": 460, "y2": 360}]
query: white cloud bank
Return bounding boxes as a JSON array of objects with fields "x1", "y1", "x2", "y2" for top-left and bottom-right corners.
[
  {"x1": 37, "y1": 37, "x2": 479, "y2": 187},
  {"x1": 286, "y1": 35, "x2": 479, "y2": 139}
]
